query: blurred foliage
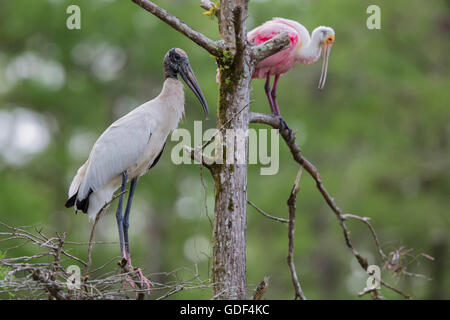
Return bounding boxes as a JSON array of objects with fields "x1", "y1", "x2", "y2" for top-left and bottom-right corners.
[{"x1": 0, "y1": 0, "x2": 448, "y2": 299}]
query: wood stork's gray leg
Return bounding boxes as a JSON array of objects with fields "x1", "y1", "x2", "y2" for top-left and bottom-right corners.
[
  {"x1": 123, "y1": 177, "x2": 138, "y2": 259},
  {"x1": 115, "y1": 171, "x2": 128, "y2": 257},
  {"x1": 120, "y1": 177, "x2": 152, "y2": 294}
]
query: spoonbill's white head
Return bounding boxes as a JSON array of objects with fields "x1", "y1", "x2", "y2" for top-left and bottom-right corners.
[{"x1": 311, "y1": 26, "x2": 335, "y2": 90}]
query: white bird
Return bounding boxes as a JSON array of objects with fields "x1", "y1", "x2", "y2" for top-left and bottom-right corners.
[{"x1": 65, "y1": 48, "x2": 209, "y2": 290}]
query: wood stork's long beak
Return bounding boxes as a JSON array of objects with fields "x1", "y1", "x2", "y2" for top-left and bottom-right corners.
[
  {"x1": 318, "y1": 43, "x2": 332, "y2": 90},
  {"x1": 179, "y1": 62, "x2": 209, "y2": 120}
]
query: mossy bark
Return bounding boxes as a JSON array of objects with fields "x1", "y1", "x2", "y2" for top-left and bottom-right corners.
[{"x1": 211, "y1": 0, "x2": 252, "y2": 300}]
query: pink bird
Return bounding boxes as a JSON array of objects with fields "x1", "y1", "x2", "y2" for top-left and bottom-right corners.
[{"x1": 217, "y1": 18, "x2": 335, "y2": 116}]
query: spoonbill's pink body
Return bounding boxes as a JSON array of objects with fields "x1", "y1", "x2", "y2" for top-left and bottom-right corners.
[{"x1": 229, "y1": 18, "x2": 335, "y2": 115}]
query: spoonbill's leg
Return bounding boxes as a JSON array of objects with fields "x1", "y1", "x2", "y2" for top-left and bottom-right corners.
[
  {"x1": 115, "y1": 172, "x2": 128, "y2": 258},
  {"x1": 264, "y1": 73, "x2": 276, "y2": 115},
  {"x1": 123, "y1": 177, "x2": 137, "y2": 259},
  {"x1": 271, "y1": 74, "x2": 281, "y2": 116}
]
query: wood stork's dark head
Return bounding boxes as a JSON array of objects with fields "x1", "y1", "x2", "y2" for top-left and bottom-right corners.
[{"x1": 164, "y1": 48, "x2": 209, "y2": 119}]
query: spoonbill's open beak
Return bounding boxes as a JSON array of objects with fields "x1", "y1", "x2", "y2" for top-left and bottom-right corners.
[
  {"x1": 179, "y1": 62, "x2": 209, "y2": 120},
  {"x1": 318, "y1": 41, "x2": 333, "y2": 90}
]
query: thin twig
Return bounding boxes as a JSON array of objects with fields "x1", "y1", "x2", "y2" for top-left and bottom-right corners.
[
  {"x1": 156, "y1": 285, "x2": 184, "y2": 300},
  {"x1": 200, "y1": 166, "x2": 213, "y2": 228},
  {"x1": 187, "y1": 100, "x2": 252, "y2": 169},
  {"x1": 286, "y1": 168, "x2": 307, "y2": 300},
  {"x1": 341, "y1": 214, "x2": 387, "y2": 260},
  {"x1": 84, "y1": 190, "x2": 127, "y2": 277},
  {"x1": 247, "y1": 200, "x2": 288, "y2": 223}
]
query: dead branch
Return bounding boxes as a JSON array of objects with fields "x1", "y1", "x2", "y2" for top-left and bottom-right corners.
[
  {"x1": 186, "y1": 101, "x2": 251, "y2": 171},
  {"x1": 247, "y1": 200, "x2": 289, "y2": 224},
  {"x1": 286, "y1": 168, "x2": 307, "y2": 300},
  {"x1": 0, "y1": 221, "x2": 87, "y2": 267},
  {"x1": 0, "y1": 221, "x2": 215, "y2": 300},
  {"x1": 249, "y1": 112, "x2": 413, "y2": 299},
  {"x1": 85, "y1": 190, "x2": 127, "y2": 277},
  {"x1": 252, "y1": 276, "x2": 269, "y2": 300},
  {"x1": 131, "y1": 0, "x2": 223, "y2": 57},
  {"x1": 341, "y1": 214, "x2": 387, "y2": 260}
]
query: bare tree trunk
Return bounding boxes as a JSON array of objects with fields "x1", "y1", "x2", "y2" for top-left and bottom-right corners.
[{"x1": 211, "y1": 0, "x2": 251, "y2": 300}]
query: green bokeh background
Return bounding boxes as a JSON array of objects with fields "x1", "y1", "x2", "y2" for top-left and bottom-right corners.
[{"x1": 0, "y1": 0, "x2": 448, "y2": 299}]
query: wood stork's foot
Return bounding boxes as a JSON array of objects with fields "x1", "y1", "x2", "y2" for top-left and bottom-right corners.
[
  {"x1": 134, "y1": 266, "x2": 152, "y2": 295},
  {"x1": 119, "y1": 257, "x2": 152, "y2": 296},
  {"x1": 278, "y1": 117, "x2": 293, "y2": 141},
  {"x1": 122, "y1": 274, "x2": 136, "y2": 291}
]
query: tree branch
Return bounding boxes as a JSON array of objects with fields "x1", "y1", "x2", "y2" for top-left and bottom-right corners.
[
  {"x1": 85, "y1": 190, "x2": 128, "y2": 277},
  {"x1": 200, "y1": 0, "x2": 215, "y2": 11},
  {"x1": 185, "y1": 101, "x2": 252, "y2": 172},
  {"x1": 200, "y1": 0, "x2": 220, "y2": 18},
  {"x1": 131, "y1": 0, "x2": 223, "y2": 57},
  {"x1": 249, "y1": 112, "x2": 412, "y2": 299},
  {"x1": 341, "y1": 214, "x2": 387, "y2": 260},
  {"x1": 0, "y1": 222, "x2": 215, "y2": 300},
  {"x1": 287, "y1": 168, "x2": 307, "y2": 300},
  {"x1": 247, "y1": 200, "x2": 289, "y2": 223},
  {"x1": 252, "y1": 276, "x2": 269, "y2": 300},
  {"x1": 251, "y1": 31, "x2": 291, "y2": 64}
]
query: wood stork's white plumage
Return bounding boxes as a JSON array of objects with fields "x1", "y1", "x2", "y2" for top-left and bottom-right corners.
[
  {"x1": 67, "y1": 78, "x2": 186, "y2": 220},
  {"x1": 65, "y1": 48, "x2": 209, "y2": 290}
]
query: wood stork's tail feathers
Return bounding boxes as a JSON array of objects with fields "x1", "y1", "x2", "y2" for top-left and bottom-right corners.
[
  {"x1": 65, "y1": 161, "x2": 90, "y2": 212},
  {"x1": 64, "y1": 189, "x2": 92, "y2": 214},
  {"x1": 65, "y1": 160, "x2": 96, "y2": 216},
  {"x1": 65, "y1": 186, "x2": 113, "y2": 220},
  {"x1": 76, "y1": 192, "x2": 90, "y2": 213}
]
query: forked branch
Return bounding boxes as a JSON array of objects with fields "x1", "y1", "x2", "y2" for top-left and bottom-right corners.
[
  {"x1": 249, "y1": 112, "x2": 412, "y2": 299},
  {"x1": 131, "y1": 0, "x2": 223, "y2": 57}
]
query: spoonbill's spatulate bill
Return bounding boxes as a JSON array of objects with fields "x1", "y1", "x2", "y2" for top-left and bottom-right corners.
[
  {"x1": 249, "y1": 18, "x2": 335, "y2": 116},
  {"x1": 65, "y1": 48, "x2": 209, "y2": 291}
]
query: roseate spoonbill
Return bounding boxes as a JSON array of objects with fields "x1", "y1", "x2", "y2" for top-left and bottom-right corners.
[
  {"x1": 65, "y1": 48, "x2": 208, "y2": 291},
  {"x1": 217, "y1": 18, "x2": 335, "y2": 116},
  {"x1": 251, "y1": 18, "x2": 335, "y2": 115}
]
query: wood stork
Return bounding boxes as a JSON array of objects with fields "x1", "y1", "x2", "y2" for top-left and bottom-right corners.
[
  {"x1": 215, "y1": 18, "x2": 334, "y2": 116},
  {"x1": 65, "y1": 48, "x2": 209, "y2": 290}
]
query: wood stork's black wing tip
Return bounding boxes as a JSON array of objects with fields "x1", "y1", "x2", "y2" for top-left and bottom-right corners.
[
  {"x1": 65, "y1": 193, "x2": 77, "y2": 208},
  {"x1": 66, "y1": 189, "x2": 92, "y2": 214}
]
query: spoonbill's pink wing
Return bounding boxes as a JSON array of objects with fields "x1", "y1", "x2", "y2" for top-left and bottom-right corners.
[{"x1": 248, "y1": 22, "x2": 299, "y2": 78}]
